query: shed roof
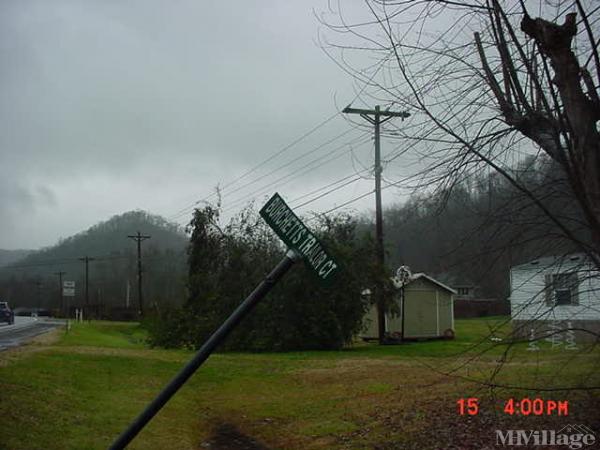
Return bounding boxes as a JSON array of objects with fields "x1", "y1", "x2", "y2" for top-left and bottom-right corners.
[
  {"x1": 434, "y1": 271, "x2": 477, "y2": 288},
  {"x1": 394, "y1": 272, "x2": 457, "y2": 294}
]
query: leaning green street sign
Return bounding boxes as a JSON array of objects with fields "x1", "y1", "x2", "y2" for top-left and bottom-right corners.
[{"x1": 260, "y1": 193, "x2": 339, "y2": 284}]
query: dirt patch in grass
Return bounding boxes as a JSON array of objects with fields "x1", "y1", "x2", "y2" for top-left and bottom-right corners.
[
  {"x1": 200, "y1": 422, "x2": 272, "y2": 450},
  {"x1": 296, "y1": 357, "x2": 455, "y2": 395}
]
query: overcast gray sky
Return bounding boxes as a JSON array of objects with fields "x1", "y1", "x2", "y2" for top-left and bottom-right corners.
[{"x1": 0, "y1": 1, "x2": 413, "y2": 250}]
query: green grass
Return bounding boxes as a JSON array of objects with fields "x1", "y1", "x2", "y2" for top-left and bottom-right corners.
[
  {"x1": 1, "y1": 318, "x2": 598, "y2": 449},
  {"x1": 58, "y1": 321, "x2": 148, "y2": 349}
]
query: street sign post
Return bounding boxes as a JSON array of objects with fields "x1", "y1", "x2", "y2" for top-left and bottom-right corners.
[
  {"x1": 110, "y1": 193, "x2": 340, "y2": 450},
  {"x1": 260, "y1": 193, "x2": 339, "y2": 284}
]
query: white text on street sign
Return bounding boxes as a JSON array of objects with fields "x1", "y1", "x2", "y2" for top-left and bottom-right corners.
[{"x1": 260, "y1": 193, "x2": 339, "y2": 283}]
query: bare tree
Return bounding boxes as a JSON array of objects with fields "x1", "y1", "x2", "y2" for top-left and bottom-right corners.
[
  {"x1": 319, "y1": 0, "x2": 599, "y2": 264},
  {"x1": 318, "y1": 0, "x2": 600, "y2": 404}
]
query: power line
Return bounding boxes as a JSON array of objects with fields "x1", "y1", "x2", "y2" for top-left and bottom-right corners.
[
  {"x1": 293, "y1": 174, "x2": 369, "y2": 210},
  {"x1": 1, "y1": 254, "x2": 125, "y2": 270},
  {"x1": 288, "y1": 169, "x2": 371, "y2": 205},
  {"x1": 219, "y1": 133, "x2": 372, "y2": 215},
  {"x1": 280, "y1": 170, "x2": 423, "y2": 226},
  {"x1": 169, "y1": 127, "x2": 364, "y2": 222},
  {"x1": 1, "y1": 258, "x2": 81, "y2": 269},
  {"x1": 167, "y1": 51, "x2": 392, "y2": 223},
  {"x1": 167, "y1": 111, "x2": 342, "y2": 221},
  {"x1": 173, "y1": 136, "x2": 400, "y2": 228},
  {"x1": 0, "y1": 249, "x2": 186, "y2": 271},
  {"x1": 307, "y1": 189, "x2": 376, "y2": 221},
  {"x1": 215, "y1": 128, "x2": 357, "y2": 202}
]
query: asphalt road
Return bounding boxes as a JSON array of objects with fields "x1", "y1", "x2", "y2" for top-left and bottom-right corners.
[{"x1": 0, "y1": 316, "x2": 65, "y2": 351}]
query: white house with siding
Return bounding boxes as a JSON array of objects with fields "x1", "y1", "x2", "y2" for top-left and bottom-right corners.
[{"x1": 510, "y1": 253, "x2": 600, "y2": 343}]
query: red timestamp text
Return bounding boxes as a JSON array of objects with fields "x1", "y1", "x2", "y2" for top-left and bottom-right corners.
[
  {"x1": 503, "y1": 398, "x2": 568, "y2": 416},
  {"x1": 457, "y1": 397, "x2": 479, "y2": 415},
  {"x1": 457, "y1": 398, "x2": 569, "y2": 416}
]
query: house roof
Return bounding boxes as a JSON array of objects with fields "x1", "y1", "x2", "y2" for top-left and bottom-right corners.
[
  {"x1": 434, "y1": 271, "x2": 477, "y2": 288},
  {"x1": 393, "y1": 272, "x2": 457, "y2": 294},
  {"x1": 511, "y1": 253, "x2": 589, "y2": 271}
]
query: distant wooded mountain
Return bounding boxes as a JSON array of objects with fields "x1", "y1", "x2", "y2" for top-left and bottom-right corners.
[
  {"x1": 0, "y1": 210, "x2": 189, "y2": 310},
  {"x1": 379, "y1": 156, "x2": 584, "y2": 300},
  {"x1": 8, "y1": 210, "x2": 187, "y2": 270},
  {"x1": 0, "y1": 249, "x2": 32, "y2": 268}
]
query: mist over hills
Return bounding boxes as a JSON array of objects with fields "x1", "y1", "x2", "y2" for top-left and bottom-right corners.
[
  {"x1": 0, "y1": 210, "x2": 189, "y2": 310},
  {"x1": 0, "y1": 154, "x2": 583, "y2": 313},
  {"x1": 0, "y1": 249, "x2": 32, "y2": 268},
  {"x1": 5, "y1": 210, "x2": 187, "y2": 269}
]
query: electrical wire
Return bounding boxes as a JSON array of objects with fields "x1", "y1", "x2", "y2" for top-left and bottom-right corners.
[
  {"x1": 166, "y1": 111, "x2": 343, "y2": 221},
  {"x1": 288, "y1": 169, "x2": 371, "y2": 205},
  {"x1": 306, "y1": 189, "x2": 376, "y2": 222},
  {"x1": 217, "y1": 132, "x2": 372, "y2": 214},
  {"x1": 0, "y1": 251, "x2": 185, "y2": 271},
  {"x1": 167, "y1": 38, "x2": 393, "y2": 223},
  {"x1": 293, "y1": 174, "x2": 370, "y2": 210},
  {"x1": 207, "y1": 128, "x2": 358, "y2": 209}
]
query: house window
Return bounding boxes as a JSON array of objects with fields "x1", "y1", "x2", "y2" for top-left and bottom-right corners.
[
  {"x1": 544, "y1": 273, "x2": 579, "y2": 306},
  {"x1": 457, "y1": 287, "x2": 470, "y2": 296}
]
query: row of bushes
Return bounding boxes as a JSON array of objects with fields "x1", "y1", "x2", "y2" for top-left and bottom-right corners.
[{"x1": 145, "y1": 205, "x2": 386, "y2": 351}]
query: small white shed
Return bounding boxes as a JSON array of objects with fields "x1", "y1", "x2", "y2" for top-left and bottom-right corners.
[
  {"x1": 361, "y1": 272, "x2": 456, "y2": 341},
  {"x1": 510, "y1": 253, "x2": 600, "y2": 343}
]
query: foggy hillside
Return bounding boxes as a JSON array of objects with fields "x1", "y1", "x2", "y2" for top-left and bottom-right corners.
[
  {"x1": 0, "y1": 249, "x2": 32, "y2": 268},
  {"x1": 0, "y1": 210, "x2": 189, "y2": 309}
]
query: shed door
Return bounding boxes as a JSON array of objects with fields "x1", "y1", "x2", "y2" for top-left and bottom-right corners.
[{"x1": 404, "y1": 290, "x2": 438, "y2": 338}]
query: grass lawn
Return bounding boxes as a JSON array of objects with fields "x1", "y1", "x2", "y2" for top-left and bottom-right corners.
[{"x1": 1, "y1": 317, "x2": 599, "y2": 450}]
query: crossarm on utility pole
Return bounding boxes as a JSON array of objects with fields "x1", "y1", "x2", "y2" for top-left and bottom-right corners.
[{"x1": 342, "y1": 106, "x2": 410, "y2": 118}]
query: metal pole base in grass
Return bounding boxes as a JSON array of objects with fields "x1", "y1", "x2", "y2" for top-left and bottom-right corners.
[{"x1": 109, "y1": 249, "x2": 299, "y2": 450}]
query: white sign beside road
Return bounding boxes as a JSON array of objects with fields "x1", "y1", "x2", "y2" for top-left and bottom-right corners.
[{"x1": 63, "y1": 281, "x2": 75, "y2": 297}]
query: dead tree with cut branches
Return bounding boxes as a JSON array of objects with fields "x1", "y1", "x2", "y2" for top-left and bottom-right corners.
[
  {"x1": 318, "y1": 0, "x2": 600, "y2": 398},
  {"x1": 319, "y1": 0, "x2": 599, "y2": 262}
]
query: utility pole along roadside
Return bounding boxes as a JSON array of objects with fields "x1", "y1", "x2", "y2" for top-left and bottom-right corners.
[
  {"x1": 342, "y1": 105, "x2": 410, "y2": 344},
  {"x1": 127, "y1": 231, "x2": 151, "y2": 317}
]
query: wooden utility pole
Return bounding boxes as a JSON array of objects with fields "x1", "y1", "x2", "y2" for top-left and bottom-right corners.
[
  {"x1": 78, "y1": 256, "x2": 95, "y2": 314},
  {"x1": 35, "y1": 280, "x2": 43, "y2": 309},
  {"x1": 128, "y1": 231, "x2": 151, "y2": 318},
  {"x1": 54, "y1": 271, "x2": 66, "y2": 315},
  {"x1": 342, "y1": 105, "x2": 410, "y2": 344}
]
